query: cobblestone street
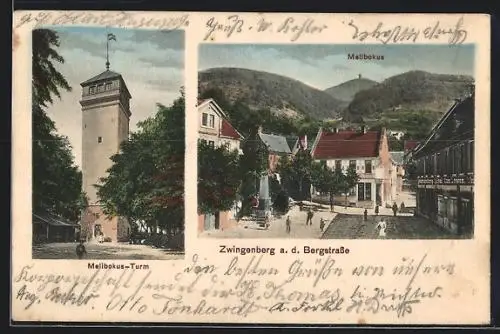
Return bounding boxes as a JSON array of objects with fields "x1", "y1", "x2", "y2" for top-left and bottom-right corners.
[
  {"x1": 322, "y1": 213, "x2": 453, "y2": 239},
  {"x1": 32, "y1": 242, "x2": 184, "y2": 260},
  {"x1": 201, "y1": 190, "x2": 453, "y2": 239}
]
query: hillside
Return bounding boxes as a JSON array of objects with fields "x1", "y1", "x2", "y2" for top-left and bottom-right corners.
[
  {"x1": 345, "y1": 70, "x2": 474, "y2": 120},
  {"x1": 198, "y1": 67, "x2": 344, "y2": 120},
  {"x1": 324, "y1": 77, "x2": 378, "y2": 103}
]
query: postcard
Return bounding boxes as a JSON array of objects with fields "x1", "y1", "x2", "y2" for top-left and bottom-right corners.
[{"x1": 11, "y1": 11, "x2": 490, "y2": 325}]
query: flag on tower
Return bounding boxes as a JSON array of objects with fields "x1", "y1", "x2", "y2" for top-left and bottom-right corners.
[{"x1": 107, "y1": 33, "x2": 117, "y2": 41}]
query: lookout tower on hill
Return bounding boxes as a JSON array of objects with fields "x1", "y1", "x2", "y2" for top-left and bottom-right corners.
[{"x1": 79, "y1": 34, "x2": 132, "y2": 242}]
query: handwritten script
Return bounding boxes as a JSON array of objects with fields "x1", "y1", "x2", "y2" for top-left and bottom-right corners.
[
  {"x1": 13, "y1": 253, "x2": 455, "y2": 321},
  {"x1": 203, "y1": 15, "x2": 328, "y2": 42},
  {"x1": 345, "y1": 17, "x2": 468, "y2": 45},
  {"x1": 14, "y1": 11, "x2": 190, "y2": 31}
]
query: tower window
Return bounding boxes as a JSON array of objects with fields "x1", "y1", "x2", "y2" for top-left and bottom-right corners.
[{"x1": 98, "y1": 136, "x2": 103, "y2": 143}]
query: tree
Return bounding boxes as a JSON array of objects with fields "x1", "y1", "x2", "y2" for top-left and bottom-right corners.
[
  {"x1": 341, "y1": 165, "x2": 360, "y2": 206},
  {"x1": 277, "y1": 149, "x2": 313, "y2": 201},
  {"x1": 198, "y1": 142, "x2": 241, "y2": 215},
  {"x1": 311, "y1": 162, "x2": 344, "y2": 205},
  {"x1": 32, "y1": 28, "x2": 84, "y2": 222},
  {"x1": 97, "y1": 94, "x2": 185, "y2": 238},
  {"x1": 32, "y1": 29, "x2": 71, "y2": 107}
]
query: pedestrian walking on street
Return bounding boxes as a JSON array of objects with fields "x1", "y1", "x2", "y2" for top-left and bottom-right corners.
[
  {"x1": 306, "y1": 209, "x2": 314, "y2": 226},
  {"x1": 76, "y1": 240, "x2": 87, "y2": 259},
  {"x1": 286, "y1": 216, "x2": 291, "y2": 234},
  {"x1": 376, "y1": 219, "x2": 387, "y2": 239},
  {"x1": 320, "y1": 218, "x2": 325, "y2": 232},
  {"x1": 375, "y1": 205, "x2": 379, "y2": 216},
  {"x1": 364, "y1": 209, "x2": 368, "y2": 221},
  {"x1": 329, "y1": 196, "x2": 334, "y2": 212},
  {"x1": 392, "y1": 202, "x2": 398, "y2": 217}
]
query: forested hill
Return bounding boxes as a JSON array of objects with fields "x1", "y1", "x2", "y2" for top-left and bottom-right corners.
[
  {"x1": 324, "y1": 77, "x2": 378, "y2": 103},
  {"x1": 198, "y1": 67, "x2": 344, "y2": 120},
  {"x1": 345, "y1": 70, "x2": 474, "y2": 121}
]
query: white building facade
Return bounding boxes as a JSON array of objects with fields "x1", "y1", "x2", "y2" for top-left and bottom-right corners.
[{"x1": 198, "y1": 98, "x2": 242, "y2": 153}]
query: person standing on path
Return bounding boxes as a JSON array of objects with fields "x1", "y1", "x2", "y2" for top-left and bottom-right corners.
[
  {"x1": 286, "y1": 216, "x2": 291, "y2": 234},
  {"x1": 76, "y1": 240, "x2": 87, "y2": 259},
  {"x1": 392, "y1": 202, "x2": 398, "y2": 217},
  {"x1": 364, "y1": 209, "x2": 368, "y2": 221},
  {"x1": 320, "y1": 218, "x2": 325, "y2": 232},
  {"x1": 306, "y1": 209, "x2": 314, "y2": 226},
  {"x1": 375, "y1": 205, "x2": 379, "y2": 216},
  {"x1": 376, "y1": 219, "x2": 387, "y2": 239}
]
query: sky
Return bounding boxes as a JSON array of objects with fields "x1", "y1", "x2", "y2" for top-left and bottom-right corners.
[
  {"x1": 41, "y1": 26, "x2": 185, "y2": 167},
  {"x1": 198, "y1": 44, "x2": 475, "y2": 90}
]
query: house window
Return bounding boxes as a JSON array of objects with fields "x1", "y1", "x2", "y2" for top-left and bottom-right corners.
[
  {"x1": 436, "y1": 152, "x2": 442, "y2": 175},
  {"x1": 200, "y1": 139, "x2": 207, "y2": 145},
  {"x1": 448, "y1": 197, "x2": 457, "y2": 220},
  {"x1": 365, "y1": 183, "x2": 372, "y2": 201},
  {"x1": 357, "y1": 182, "x2": 372, "y2": 201},
  {"x1": 349, "y1": 160, "x2": 356, "y2": 170},
  {"x1": 89, "y1": 86, "x2": 96, "y2": 94},
  {"x1": 97, "y1": 136, "x2": 102, "y2": 143},
  {"x1": 438, "y1": 195, "x2": 447, "y2": 217},
  {"x1": 470, "y1": 140, "x2": 474, "y2": 172},
  {"x1": 105, "y1": 82, "x2": 112, "y2": 90},
  {"x1": 97, "y1": 84, "x2": 104, "y2": 93},
  {"x1": 460, "y1": 144, "x2": 466, "y2": 174},
  {"x1": 444, "y1": 149, "x2": 452, "y2": 175},
  {"x1": 202, "y1": 113, "x2": 216, "y2": 128},
  {"x1": 335, "y1": 160, "x2": 342, "y2": 171},
  {"x1": 208, "y1": 140, "x2": 215, "y2": 147},
  {"x1": 365, "y1": 160, "x2": 372, "y2": 174}
]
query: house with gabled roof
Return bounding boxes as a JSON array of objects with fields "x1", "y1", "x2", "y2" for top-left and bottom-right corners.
[
  {"x1": 310, "y1": 126, "x2": 395, "y2": 208},
  {"x1": 412, "y1": 92, "x2": 474, "y2": 236},
  {"x1": 198, "y1": 98, "x2": 244, "y2": 153},
  {"x1": 390, "y1": 151, "x2": 406, "y2": 196},
  {"x1": 197, "y1": 98, "x2": 244, "y2": 235},
  {"x1": 291, "y1": 134, "x2": 315, "y2": 155},
  {"x1": 257, "y1": 126, "x2": 292, "y2": 173}
]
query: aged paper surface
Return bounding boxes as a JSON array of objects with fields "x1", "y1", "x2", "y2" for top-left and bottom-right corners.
[{"x1": 12, "y1": 11, "x2": 490, "y2": 324}]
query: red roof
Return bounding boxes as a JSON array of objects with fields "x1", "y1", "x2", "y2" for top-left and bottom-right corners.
[
  {"x1": 313, "y1": 130, "x2": 381, "y2": 159},
  {"x1": 220, "y1": 118, "x2": 242, "y2": 140},
  {"x1": 404, "y1": 140, "x2": 419, "y2": 151}
]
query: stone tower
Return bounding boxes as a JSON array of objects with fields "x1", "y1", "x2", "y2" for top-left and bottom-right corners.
[{"x1": 79, "y1": 69, "x2": 132, "y2": 242}]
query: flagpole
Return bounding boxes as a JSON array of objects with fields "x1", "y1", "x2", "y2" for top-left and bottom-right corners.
[{"x1": 106, "y1": 33, "x2": 110, "y2": 70}]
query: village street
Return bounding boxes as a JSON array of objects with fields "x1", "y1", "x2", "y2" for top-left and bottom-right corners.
[
  {"x1": 32, "y1": 242, "x2": 184, "y2": 260},
  {"x1": 201, "y1": 206, "x2": 336, "y2": 239},
  {"x1": 201, "y1": 191, "x2": 452, "y2": 239}
]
